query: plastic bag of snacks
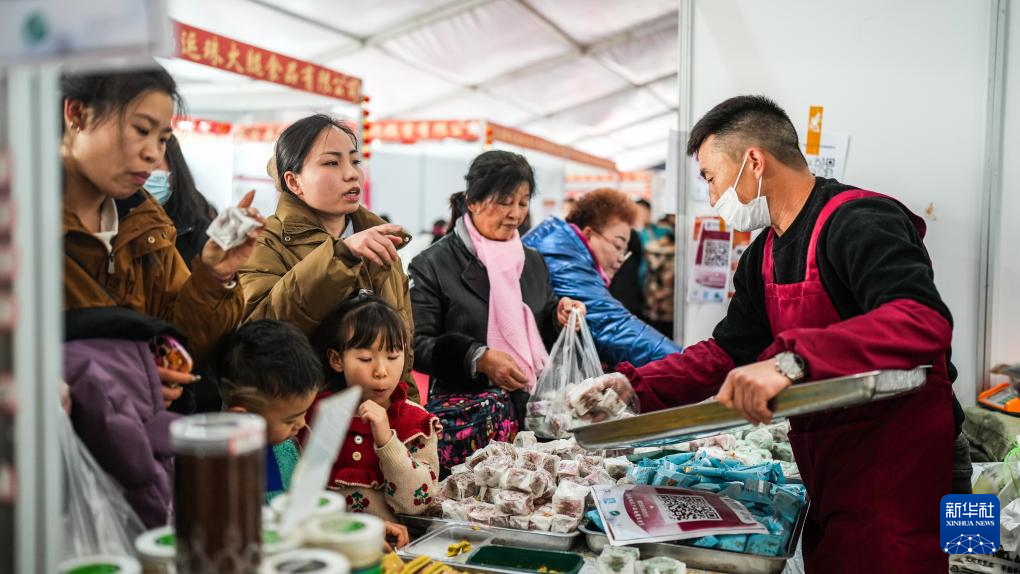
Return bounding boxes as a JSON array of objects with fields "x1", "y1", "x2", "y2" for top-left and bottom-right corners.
[{"x1": 526, "y1": 308, "x2": 608, "y2": 438}]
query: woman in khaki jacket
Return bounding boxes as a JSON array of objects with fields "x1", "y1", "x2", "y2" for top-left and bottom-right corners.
[
  {"x1": 240, "y1": 114, "x2": 418, "y2": 401},
  {"x1": 61, "y1": 63, "x2": 262, "y2": 406}
]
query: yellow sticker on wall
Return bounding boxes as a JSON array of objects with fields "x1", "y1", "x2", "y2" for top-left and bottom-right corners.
[{"x1": 806, "y1": 106, "x2": 824, "y2": 155}]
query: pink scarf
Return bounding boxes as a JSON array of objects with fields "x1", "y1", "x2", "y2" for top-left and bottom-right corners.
[{"x1": 464, "y1": 215, "x2": 549, "y2": 392}]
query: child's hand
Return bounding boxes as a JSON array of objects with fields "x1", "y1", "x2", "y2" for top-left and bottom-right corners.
[
  {"x1": 358, "y1": 400, "x2": 392, "y2": 447},
  {"x1": 383, "y1": 520, "x2": 410, "y2": 550}
]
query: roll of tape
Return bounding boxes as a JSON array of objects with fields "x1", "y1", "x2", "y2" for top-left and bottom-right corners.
[
  {"x1": 263, "y1": 522, "x2": 304, "y2": 556},
  {"x1": 134, "y1": 526, "x2": 175, "y2": 572},
  {"x1": 304, "y1": 513, "x2": 385, "y2": 569},
  {"x1": 270, "y1": 490, "x2": 346, "y2": 519},
  {"x1": 262, "y1": 549, "x2": 351, "y2": 574},
  {"x1": 59, "y1": 554, "x2": 142, "y2": 574}
]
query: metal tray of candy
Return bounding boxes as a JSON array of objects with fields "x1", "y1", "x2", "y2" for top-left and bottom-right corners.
[
  {"x1": 399, "y1": 524, "x2": 582, "y2": 574},
  {"x1": 577, "y1": 502, "x2": 809, "y2": 574},
  {"x1": 573, "y1": 368, "x2": 929, "y2": 450},
  {"x1": 399, "y1": 515, "x2": 581, "y2": 552}
]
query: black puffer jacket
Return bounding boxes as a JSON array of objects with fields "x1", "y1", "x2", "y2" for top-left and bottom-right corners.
[{"x1": 408, "y1": 218, "x2": 560, "y2": 424}]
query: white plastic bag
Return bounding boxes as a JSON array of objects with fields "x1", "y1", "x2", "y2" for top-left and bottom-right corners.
[
  {"x1": 59, "y1": 408, "x2": 145, "y2": 561},
  {"x1": 526, "y1": 308, "x2": 604, "y2": 438}
]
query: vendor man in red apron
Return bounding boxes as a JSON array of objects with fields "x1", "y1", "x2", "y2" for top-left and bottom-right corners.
[{"x1": 605, "y1": 96, "x2": 958, "y2": 572}]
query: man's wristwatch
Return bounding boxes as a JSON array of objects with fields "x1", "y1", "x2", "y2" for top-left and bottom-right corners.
[{"x1": 775, "y1": 352, "x2": 807, "y2": 383}]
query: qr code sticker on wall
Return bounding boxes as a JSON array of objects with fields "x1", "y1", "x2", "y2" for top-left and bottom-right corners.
[
  {"x1": 808, "y1": 156, "x2": 837, "y2": 178},
  {"x1": 702, "y1": 239, "x2": 730, "y2": 268},
  {"x1": 658, "y1": 494, "x2": 722, "y2": 523}
]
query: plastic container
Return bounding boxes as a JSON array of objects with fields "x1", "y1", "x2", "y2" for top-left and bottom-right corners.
[
  {"x1": 171, "y1": 413, "x2": 265, "y2": 573},
  {"x1": 271, "y1": 490, "x2": 346, "y2": 519},
  {"x1": 58, "y1": 555, "x2": 142, "y2": 574},
  {"x1": 304, "y1": 512, "x2": 385, "y2": 573},
  {"x1": 466, "y1": 545, "x2": 584, "y2": 574},
  {"x1": 135, "y1": 526, "x2": 176, "y2": 573},
  {"x1": 263, "y1": 523, "x2": 304, "y2": 557},
  {"x1": 262, "y1": 549, "x2": 351, "y2": 574}
]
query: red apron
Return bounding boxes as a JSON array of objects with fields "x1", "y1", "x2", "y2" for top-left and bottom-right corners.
[{"x1": 762, "y1": 190, "x2": 953, "y2": 573}]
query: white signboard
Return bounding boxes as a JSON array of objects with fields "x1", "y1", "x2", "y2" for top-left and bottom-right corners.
[{"x1": 800, "y1": 132, "x2": 851, "y2": 180}]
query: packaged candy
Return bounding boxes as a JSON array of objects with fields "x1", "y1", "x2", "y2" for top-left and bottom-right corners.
[
  {"x1": 478, "y1": 487, "x2": 500, "y2": 504},
  {"x1": 441, "y1": 500, "x2": 462, "y2": 521},
  {"x1": 494, "y1": 490, "x2": 535, "y2": 516},
  {"x1": 577, "y1": 455, "x2": 605, "y2": 467},
  {"x1": 605, "y1": 457, "x2": 634, "y2": 480},
  {"x1": 508, "y1": 515, "x2": 532, "y2": 531},
  {"x1": 535, "y1": 470, "x2": 557, "y2": 498},
  {"x1": 526, "y1": 401, "x2": 552, "y2": 417},
  {"x1": 567, "y1": 379, "x2": 604, "y2": 417},
  {"x1": 579, "y1": 462, "x2": 599, "y2": 478},
  {"x1": 550, "y1": 514, "x2": 581, "y2": 534},
  {"x1": 467, "y1": 502, "x2": 501, "y2": 526},
  {"x1": 517, "y1": 450, "x2": 560, "y2": 474},
  {"x1": 490, "y1": 513, "x2": 512, "y2": 529},
  {"x1": 597, "y1": 546, "x2": 640, "y2": 574},
  {"x1": 529, "y1": 506, "x2": 556, "y2": 532},
  {"x1": 207, "y1": 206, "x2": 263, "y2": 251},
  {"x1": 552, "y1": 480, "x2": 590, "y2": 518},
  {"x1": 556, "y1": 460, "x2": 581, "y2": 477},
  {"x1": 594, "y1": 388, "x2": 628, "y2": 418},
  {"x1": 499, "y1": 468, "x2": 543, "y2": 495},
  {"x1": 442, "y1": 473, "x2": 479, "y2": 500},
  {"x1": 514, "y1": 431, "x2": 538, "y2": 449},
  {"x1": 536, "y1": 439, "x2": 575, "y2": 458},
  {"x1": 474, "y1": 456, "x2": 513, "y2": 488},
  {"x1": 485, "y1": 442, "x2": 517, "y2": 460},
  {"x1": 450, "y1": 464, "x2": 471, "y2": 475},
  {"x1": 464, "y1": 449, "x2": 490, "y2": 470},
  {"x1": 639, "y1": 557, "x2": 686, "y2": 574},
  {"x1": 586, "y1": 469, "x2": 617, "y2": 487}
]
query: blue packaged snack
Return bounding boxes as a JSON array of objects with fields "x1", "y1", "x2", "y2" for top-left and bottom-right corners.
[
  {"x1": 690, "y1": 482, "x2": 722, "y2": 493},
  {"x1": 628, "y1": 466, "x2": 656, "y2": 485},
  {"x1": 692, "y1": 535, "x2": 719, "y2": 548},
  {"x1": 746, "y1": 534, "x2": 784, "y2": 556},
  {"x1": 717, "y1": 534, "x2": 748, "y2": 553},
  {"x1": 586, "y1": 509, "x2": 605, "y2": 532}
]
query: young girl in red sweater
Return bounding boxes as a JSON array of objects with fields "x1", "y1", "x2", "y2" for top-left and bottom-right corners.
[{"x1": 311, "y1": 292, "x2": 440, "y2": 522}]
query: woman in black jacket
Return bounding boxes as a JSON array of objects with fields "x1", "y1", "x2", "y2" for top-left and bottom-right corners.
[
  {"x1": 144, "y1": 135, "x2": 217, "y2": 268},
  {"x1": 409, "y1": 151, "x2": 583, "y2": 462}
]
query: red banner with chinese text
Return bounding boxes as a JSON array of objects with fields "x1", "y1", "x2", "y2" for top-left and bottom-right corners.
[
  {"x1": 488, "y1": 123, "x2": 616, "y2": 171},
  {"x1": 173, "y1": 21, "x2": 362, "y2": 104},
  {"x1": 366, "y1": 120, "x2": 480, "y2": 144}
]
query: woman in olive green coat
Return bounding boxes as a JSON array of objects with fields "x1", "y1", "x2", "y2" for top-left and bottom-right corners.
[{"x1": 239, "y1": 114, "x2": 417, "y2": 400}]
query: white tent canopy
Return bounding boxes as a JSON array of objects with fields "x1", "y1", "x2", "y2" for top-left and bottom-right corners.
[{"x1": 164, "y1": 0, "x2": 679, "y2": 171}]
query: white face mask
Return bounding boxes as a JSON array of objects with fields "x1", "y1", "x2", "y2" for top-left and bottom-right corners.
[{"x1": 712, "y1": 154, "x2": 770, "y2": 232}]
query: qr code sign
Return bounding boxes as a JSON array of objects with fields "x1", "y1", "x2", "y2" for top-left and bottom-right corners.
[
  {"x1": 659, "y1": 494, "x2": 722, "y2": 523},
  {"x1": 703, "y1": 239, "x2": 730, "y2": 268},
  {"x1": 808, "y1": 156, "x2": 837, "y2": 178}
]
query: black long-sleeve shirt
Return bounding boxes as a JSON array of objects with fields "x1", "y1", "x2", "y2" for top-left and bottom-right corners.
[{"x1": 709, "y1": 177, "x2": 962, "y2": 428}]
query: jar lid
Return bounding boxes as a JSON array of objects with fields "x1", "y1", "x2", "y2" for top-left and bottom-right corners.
[
  {"x1": 262, "y1": 549, "x2": 350, "y2": 574},
  {"x1": 171, "y1": 413, "x2": 265, "y2": 455},
  {"x1": 134, "y1": 525, "x2": 176, "y2": 559},
  {"x1": 58, "y1": 555, "x2": 141, "y2": 574}
]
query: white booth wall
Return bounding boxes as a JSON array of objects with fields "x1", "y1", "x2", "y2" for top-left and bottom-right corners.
[
  {"x1": 680, "y1": 0, "x2": 998, "y2": 406},
  {"x1": 991, "y1": 2, "x2": 1020, "y2": 371}
]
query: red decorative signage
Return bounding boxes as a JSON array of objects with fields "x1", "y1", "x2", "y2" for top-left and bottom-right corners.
[
  {"x1": 173, "y1": 21, "x2": 362, "y2": 103},
  {"x1": 366, "y1": 120, "x2": 480, "y2": 144}
]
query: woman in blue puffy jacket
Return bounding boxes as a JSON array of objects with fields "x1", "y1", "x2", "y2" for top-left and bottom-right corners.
[{"x1": 523, "y1": 189, "x2": 682, "y2": 367}]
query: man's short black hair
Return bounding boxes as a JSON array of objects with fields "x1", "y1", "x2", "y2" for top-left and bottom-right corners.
[
  {"x1": 635, "y1": 199, "x2": 651, "y2": 210},
  {"x1": 216, "y1": 320, "x2": 324, "y2": 411},
  {"x1": 687, "y1": 95, "x2": 807, "y2": 169}
]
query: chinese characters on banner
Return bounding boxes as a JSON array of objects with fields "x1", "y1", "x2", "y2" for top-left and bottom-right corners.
[
  {"x1": 173, "y1": 21, "x2": 362, "y2": 103},
  {"x1": 366, "y1": 120, "x2": 480, "y2": 144}
]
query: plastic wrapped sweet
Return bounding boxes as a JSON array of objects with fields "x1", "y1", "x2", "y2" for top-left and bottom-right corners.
[
  {"x1": 442, "y1": 473, "x2": 479, "y2": 500},
  {"x1": 508, "y1": 515, "x2": 532, "y2": 530},
  {"x1": 577, "y1": 455, "x2": 605, "y2": 467},
  {"x1": 441, "y1": 499, "x2": 462, "y2": 521},
  {"x1": 464, "y1": 449, "x2": 491, "y2": 470},
  {"x1": 526, "y1": 400, "x2": 552, "y2": 417},
  {"x1": 478, "y1": 487, "x2": 500, "y2": 504},
  {"x1": 586, "y1": 469, "x2": 617, "y2": 487},
  {"x1": 485, "y1": 441, "x2": 518, "y2": 460},
  {"x1": 579, "y1": 462, "x2": 599, "y2": 478},
  {"x1": 499, "y1": 468, "x2": 543, "y2": 495},
  {"x1": 556, "y1": 459, "x2": 581, "y2": 477},
  {"x1": 494, "y1": 490, "x2": 535, "y2": 516},
  {"x1": 567, "y1": 379, "x2": 604, "y2": 417},
  {"x1": 595, "y1": 388, "x2": 628, "y2": 418},
  {"x1": 514, "y1": 431, "x2": 538, "y2": 449},
  {"x1": 552, "y1": 480, "x2": 589, "y2": 518},
  {"x1": 450, "y1": 464, "x2": 471, "y2": 475},
  {"x1": 207, "y1": 206, "x2": 263, "y2": 251},
  {"x1": 474, "y1": 456, "x2": 514, "y2": 488},
  {"x1": 639, "y1": 556, "x2": 687, "y2": 574},
  {"x1": 597, "y1": 546, "x2": 640, "y2": 574},
  {"x1": 517, "y1": 450, "x2": 560, "y2": 474},
  {"x1": 529, "y1": 506, "x2": 556, "y2": 532},
  {"x1": 551, "y1": 514, "x2": 581, "y2": 534},
  {"x1": 466, "y1": 503, "x2": 501, "y2": 526},
  {"x1": 535, "y1": 439, "x2": 576, "y2": 458},
  {"x1": 490, "y1": 513, "x2": 512, "y2": 529},
  {"x1": 605, "y1": 457, "x2": 634, "y2": 480}
]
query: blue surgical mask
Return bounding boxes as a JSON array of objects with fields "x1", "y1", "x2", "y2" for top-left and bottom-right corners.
[{"x1": 144, "y1": 170, "x2": 172, "y2": 205}]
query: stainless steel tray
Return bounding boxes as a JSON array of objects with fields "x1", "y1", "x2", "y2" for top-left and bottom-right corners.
[
  {"x1": 399, "y1": 524, "x2": 582, "y2": 574},
  {"x1": 399, "y1": 515, "x2": 581, "y2": 552},
  {"x1": 574, "y1": 368, "x2": 929, "y2": 450},
  {"x1": 578, "y1": 502, "x2": 808, "y2": 574}
]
